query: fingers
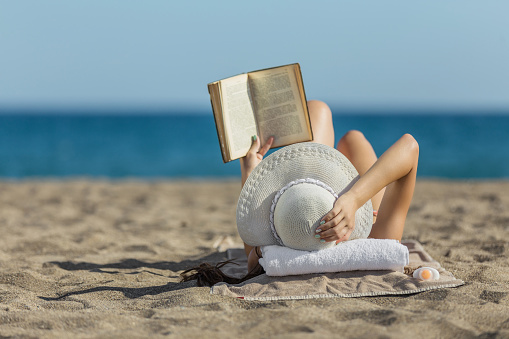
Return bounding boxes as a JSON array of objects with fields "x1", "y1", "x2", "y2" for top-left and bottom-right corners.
[
  {"x1": 338, "y1": 229, "x2": 353, "y2": 242},
  {"x1": 319, "y1": 222, "x2": 351, "y2": 242},
  {"x1": 315, "y1": 209, "x2": 354, "y2": 243},
  {"x1": 248, "y1": 135, "x2": 261, "y2": 154},
  {"x1": 316, "y1": 206, "x2": 342, "y2": 233},
  {"x1": 248, "y1": 135, "x2": 274, "y2": 156},
  {"x1": 258, "y1": 136, "x2": 274, "y2": 157},
  {"x1": 318, "y1": 226, "x2": 352, "y2": 243},
  {"x1": 318, "y1": 219, "x2": 345, "y2": 240}
]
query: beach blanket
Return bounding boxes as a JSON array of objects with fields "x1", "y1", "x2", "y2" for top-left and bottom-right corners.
[{"x1": 211, "y1": 240, "x2": 464, "y2": 301}]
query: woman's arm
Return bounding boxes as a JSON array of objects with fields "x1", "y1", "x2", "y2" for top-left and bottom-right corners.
[
  {"x1": 317, "y1": 134, "x2": 419, "y2": 242},
  {"x1": 240, "y1": 135, "x2": 274, "y2": 187}
]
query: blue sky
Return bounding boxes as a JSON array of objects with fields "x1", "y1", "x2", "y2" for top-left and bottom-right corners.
[{"x1": 1, "y1": 1, "x2": 508, "y2": 112}]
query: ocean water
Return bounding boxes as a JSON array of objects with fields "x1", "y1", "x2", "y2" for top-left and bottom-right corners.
[{"x1": 0, "y1": 111, "x2": 508, "y2": 179}]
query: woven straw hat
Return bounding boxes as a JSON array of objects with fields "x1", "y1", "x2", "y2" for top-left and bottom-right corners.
[{"x1": 236, "y1": 142, "x2": 373, "y2": 251}]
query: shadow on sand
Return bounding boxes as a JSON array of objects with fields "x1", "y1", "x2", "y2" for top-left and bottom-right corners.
[{"x1": 40, "y1": 251, "x2": 233, "y2": 300}]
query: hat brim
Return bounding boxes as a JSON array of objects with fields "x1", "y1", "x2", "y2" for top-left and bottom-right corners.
[{"x1": 237, "y1": 142, "x2": 373, "y2": 247}]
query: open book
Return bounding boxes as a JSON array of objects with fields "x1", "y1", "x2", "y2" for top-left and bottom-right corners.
[{"x1": 208, "y1": 63, "x2": 313, "y2": 163}]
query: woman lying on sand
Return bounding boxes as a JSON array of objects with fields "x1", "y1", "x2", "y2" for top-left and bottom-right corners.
[
  {"x1": 182, "y1": 100, "x2": 419, "y2": 286},
  {"x1": 241, "y1": 100, "x2": 419, "y2": 272}
]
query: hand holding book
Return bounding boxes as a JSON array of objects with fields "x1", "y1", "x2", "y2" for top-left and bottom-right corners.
[
  {"x1": 240, "y1": 135, "x2": 274, "y2": 187},
  {"x1": 208, "y1": 63, "x2": 313, "y2": 163}
]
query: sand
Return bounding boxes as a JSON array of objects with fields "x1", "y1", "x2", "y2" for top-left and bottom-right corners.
[{"x1": 0, "y1": 179, "x2": 508, "y2": 338}]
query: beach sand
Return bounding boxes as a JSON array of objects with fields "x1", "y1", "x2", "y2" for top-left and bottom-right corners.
[{"x1": 0, "y1": 179, "x2": 508, "y2": 338}]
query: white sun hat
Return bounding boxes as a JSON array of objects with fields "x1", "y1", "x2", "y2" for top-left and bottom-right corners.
[{"x1": 236, "y1": 142, "x2": 373, "y2": 251}]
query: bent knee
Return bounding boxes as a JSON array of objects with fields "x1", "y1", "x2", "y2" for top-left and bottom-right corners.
[
  {"x1": 401, "y1": 133, "x2": 419, "y2": 158},
  {"x1": 342, "y1": 130, "x2": 366, "y2": 142},
  {"x1": 337, "y1": 130, "x2": 366, "y2": 148},
  {"x1": 307, "y1": 100, "x2": 332, "y2": 119},
  {"x1": 401, "y1": 133, "x2": 419, "y2": 150}
]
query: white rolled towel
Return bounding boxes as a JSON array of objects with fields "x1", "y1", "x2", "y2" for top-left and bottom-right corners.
[{"x1": 259, "y1": 239, "x2": 409, "y2": 276}]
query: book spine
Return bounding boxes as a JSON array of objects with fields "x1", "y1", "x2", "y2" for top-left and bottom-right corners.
[{"x1": 208, "y1": 83, "x2": 229, "y2": 163}]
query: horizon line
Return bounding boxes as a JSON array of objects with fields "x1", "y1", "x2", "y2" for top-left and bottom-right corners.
[{"x1": 1, "y1": 104, "x2": 509, "y2": 115}]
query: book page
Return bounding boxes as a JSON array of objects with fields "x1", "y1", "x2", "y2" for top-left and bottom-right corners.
[
  {"x1": 248, "y1": 64, "x2": 311, "y2": 147},
  {"x1": 220, "y1": 74, "x2": 258, "y2": 160}
]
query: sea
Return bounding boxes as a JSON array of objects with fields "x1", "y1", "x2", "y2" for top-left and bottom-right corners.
[{"x1": 0, "y1": 110, "x2": 508, "y2": 179}]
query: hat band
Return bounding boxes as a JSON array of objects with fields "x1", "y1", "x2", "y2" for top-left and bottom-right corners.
[{"x1": 269, "y1": 178, "x2": 339, "y2": 246}]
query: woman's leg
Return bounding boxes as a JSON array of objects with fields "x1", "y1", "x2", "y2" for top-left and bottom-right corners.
[
  {"x1": 337, "y1": 131, "x2": 385, "y2": 215},
  {"x1": 308, "y1": 100, "x2": 335, "y2": 148},
  {"x1": 369, "y1": 134, "x2": 419, "y2": 240}
]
